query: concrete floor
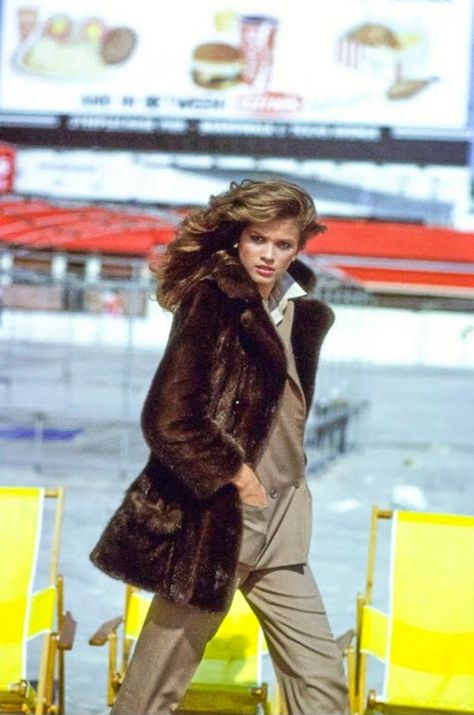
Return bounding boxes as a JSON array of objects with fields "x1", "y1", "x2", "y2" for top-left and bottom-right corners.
[{"x1": 1, "y1": 340, "x2": 473, "y2": 714}]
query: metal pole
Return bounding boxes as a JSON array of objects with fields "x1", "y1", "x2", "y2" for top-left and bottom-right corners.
[{"x1": 118, "y1": 282, "x2": 136, "y2": 478}]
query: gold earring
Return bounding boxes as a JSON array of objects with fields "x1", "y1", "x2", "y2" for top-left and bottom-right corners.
[{"x1": 233, "y1": 242, "x2": 238, "y2": 248}]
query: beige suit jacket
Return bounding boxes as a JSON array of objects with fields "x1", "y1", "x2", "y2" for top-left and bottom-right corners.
[{"x1": 239, "y1": 299, "x2": 313, "y2": 569}]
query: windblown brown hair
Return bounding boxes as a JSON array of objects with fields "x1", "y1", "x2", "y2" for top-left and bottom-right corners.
[{"x1": 155, "y1": 179, "x2": 326, "y2": 311}]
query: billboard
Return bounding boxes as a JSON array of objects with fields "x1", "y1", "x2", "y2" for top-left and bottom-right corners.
[{"x1": 0, "y1": 0, "x2": 472, "y2": 162}]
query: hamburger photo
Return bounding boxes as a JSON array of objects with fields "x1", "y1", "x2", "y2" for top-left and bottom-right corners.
[{"x1": 191, "y1": 42, "x2": 244, "y2": 89}]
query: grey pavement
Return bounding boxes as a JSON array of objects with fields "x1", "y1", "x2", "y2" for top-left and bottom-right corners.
[{"x1": 1, "y1": 339, "x2": 473, "y2": 714}]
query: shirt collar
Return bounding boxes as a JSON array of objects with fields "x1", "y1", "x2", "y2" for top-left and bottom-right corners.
[{"x1": 266, "y1": 272, "x2": 307, "y2": 325}]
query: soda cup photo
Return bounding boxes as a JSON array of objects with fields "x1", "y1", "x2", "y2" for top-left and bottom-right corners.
[{"x1": 240, "y1": 15, "x2": 278, "y2": 91}]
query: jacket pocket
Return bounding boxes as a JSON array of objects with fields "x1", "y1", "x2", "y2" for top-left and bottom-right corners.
[{"x1": 239, "y1": 503, "x2": 269, "y2": 567}]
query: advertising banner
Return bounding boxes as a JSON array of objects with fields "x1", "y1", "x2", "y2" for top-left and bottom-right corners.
[{"x1": 0, "y1": 0, "x2": 472, "y2": 130}]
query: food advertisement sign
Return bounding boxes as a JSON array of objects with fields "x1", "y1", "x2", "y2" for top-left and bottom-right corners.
[{"x1": 0, "y1": 0, "x2": 472, "y2": 130}]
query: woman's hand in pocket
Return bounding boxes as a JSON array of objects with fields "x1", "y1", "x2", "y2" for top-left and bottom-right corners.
[{"x1": 232, "y1": 464, "x2": 268, "y2": 507}]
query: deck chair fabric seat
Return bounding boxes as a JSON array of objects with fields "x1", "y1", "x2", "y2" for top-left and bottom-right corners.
[
  {"x1": 90, "y1": 586, "x2": 279, "y2": 714},
  {"x1": 348, "y1": 508, "x2": 474, "y2": 715},
  {"x1": 0, "y1": 486, "x2": 76, "y2": 715}
]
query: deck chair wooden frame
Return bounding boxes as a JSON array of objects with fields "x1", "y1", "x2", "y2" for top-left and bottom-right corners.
[
  {"x1": 89, "y1": 585, "x2": 279, "y2": 714},
  {"x1": 347, "y1": 506, "x2": 474, "y2": 715},
  {"x1": 0, "y1": 486, "x2": 76, "y2": 715}
]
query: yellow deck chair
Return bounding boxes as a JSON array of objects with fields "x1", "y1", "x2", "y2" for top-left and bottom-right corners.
[
  {"x1": 347, "y1": 506, "x2": 474, "y2": 715},
  {"x1": 0, "y1": 486, "x2": 76, "y2": 714},
  {"x1": 90, "y1": 585, "x2": 280, "y2": 714}
]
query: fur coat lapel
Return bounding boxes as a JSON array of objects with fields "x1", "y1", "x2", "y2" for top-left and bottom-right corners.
[
  {"x1": 210, "y1": 257, "x2": 288, "y2": 381},
  {"x1": 209, "y1": 255, "x2": 333, "y2": 416}
]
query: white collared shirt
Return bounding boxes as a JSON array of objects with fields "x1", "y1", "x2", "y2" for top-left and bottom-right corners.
[{"x1": 266, "y1": 272, "x2": 306, "y2": 326}]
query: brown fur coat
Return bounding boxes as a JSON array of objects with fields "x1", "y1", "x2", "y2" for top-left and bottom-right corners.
[{"x1": 90, "y1": 255, "x2": 334, "y2": 612}]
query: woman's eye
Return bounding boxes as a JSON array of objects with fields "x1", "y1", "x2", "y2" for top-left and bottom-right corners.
[
  {"x1": 250, "y1": 235, "x2": 264, "y2": 243},
  {"x1": 278, "y1": 242, "x2": 293, "y2": 250}
]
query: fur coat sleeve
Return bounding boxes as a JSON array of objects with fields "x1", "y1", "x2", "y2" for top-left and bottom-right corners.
[{"x1": 141, "y1": 281, "x2": 245, "y2": 501}]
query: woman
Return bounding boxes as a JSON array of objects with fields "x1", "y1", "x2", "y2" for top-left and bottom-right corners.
[{"x1": 91, "y1": 179, "x2": 348, "y2": 714}]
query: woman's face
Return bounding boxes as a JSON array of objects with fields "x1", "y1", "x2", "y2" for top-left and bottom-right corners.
[{"x1": 238, "y1": 217, "x2": 300, "y2": 299}]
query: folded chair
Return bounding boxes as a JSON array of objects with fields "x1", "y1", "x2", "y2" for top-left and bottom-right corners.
[
  {"x1": 89, "y1": 585, "x2": 280, "y2": 714},
  {"x1": 0, "y1": 486, "x2": 76, "y2": 714},
  {"x1": 347, "y1": 506, "x2": 474, "y2": 714}
]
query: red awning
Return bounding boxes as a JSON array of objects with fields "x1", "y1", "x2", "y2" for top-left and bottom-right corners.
[
  {"x1": 0, "y1": 198, "x2": 177, "y2": 254},
  {"x1": 306, "y1": 219, "x2": 474, "y2": 296}
]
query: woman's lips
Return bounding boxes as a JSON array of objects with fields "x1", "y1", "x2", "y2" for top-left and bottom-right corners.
[{"x1": 255, "y1": 266, "x2": 275, "y2": 277}]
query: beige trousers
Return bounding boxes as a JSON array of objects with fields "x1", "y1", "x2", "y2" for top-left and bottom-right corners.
[{"x1": 111, "y1": 564, "x2": 348, "y2": 715}]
